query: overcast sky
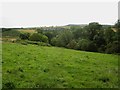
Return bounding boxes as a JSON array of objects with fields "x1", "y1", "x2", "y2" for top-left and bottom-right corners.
[{"x1": 1, "y1": 2, "x2": 118, "y2": 27}]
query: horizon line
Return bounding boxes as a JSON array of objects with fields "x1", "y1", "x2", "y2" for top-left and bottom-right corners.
[{"x1": 0, "y1": 23, "x2": 115, "y2": 28}]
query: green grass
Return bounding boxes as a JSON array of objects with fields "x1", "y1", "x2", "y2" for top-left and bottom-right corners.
[
  {"x1": 0, "y1": 42, "x2": 2, "y2": 89},
  {"x1": 2, "y1": 42, "x2": 119, "y2": 88}
]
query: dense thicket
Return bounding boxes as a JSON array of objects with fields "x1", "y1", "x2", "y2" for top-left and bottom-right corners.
[{"x1": 40, "y1": 21, "x2": 119, "y2": 54}]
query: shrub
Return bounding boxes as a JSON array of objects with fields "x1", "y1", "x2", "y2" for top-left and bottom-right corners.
[
  {"x1": 2, "y1": 30, "x2": 20, "y2": 37},
  {"x1": 51, "y1": 36, "x2": 59, "y2": 46},
  {"x1": 29, "y1": 33, "x2": 48, "y2": 43},
  {"x1": 21, "y1": 42, "x2": 28, "y2": 45},
  {"x1": 19, "y1": 33, "x2": 30, "y2": 40},
  {"x1": 38, "y1": 42, "x2": 51, "y2": 46},
  {"x1": 77, "y1": 39, "x2": 90, "y2": 51},
  {"x1": 98, "y1": 45, "x2": 106, "y2": 53},
  {"x1": 41, "y1": 35, "x2": 49, "y2": 43},
  {"x1": 105, "y1": 41, "x2": 119, "y2": 54},
  {"x1": 67, "y1": 40, "x2": 78, "y2": 49},
  {"x1": 29, "y1": 33, "x2": 41, "y2": 41},
  {"x1": 77, "y1": 39, "x2": 97, "y2": 52},
  {"x1": 22, "y1": 40, "x2": 51, "y2": 46},
  {"x1": 51, "y1": 30, "x2": 73, "y2": 47}
]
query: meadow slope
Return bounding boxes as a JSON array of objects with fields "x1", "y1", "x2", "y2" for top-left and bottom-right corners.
[{"x1": 2, "y1": 43, "x2": 118, "y2": 88}]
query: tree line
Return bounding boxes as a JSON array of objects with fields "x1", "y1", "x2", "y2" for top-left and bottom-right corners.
[{"x1": 3, "y1": 20, "x2": 120, "y2": 54}]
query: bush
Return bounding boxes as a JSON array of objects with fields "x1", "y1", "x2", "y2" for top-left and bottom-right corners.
[
  {"x1": 2, "y1": 30, "x2": 20, "y2": 37},
  {"x1": 105, "y1": 41, "x2": 119, "y2": 54},
  {"x1": 67, "y1": 40, "x2": 78, "y2": 49},
  {"x1": 77, "y1": 39, "x2": 89, "y2": 51},
  {"x1": 98, "y1": 45, "x2": 106, "y2": 53},
  {"x1": 19, "y1": 33, "x2": 30, "y2": 40},
  {"x1": 29, "y1": 33, "x2": 48, "y2": 43},
  {"x1": 38, "y1": 42, "x2": 51, "y2": 46},
  {"x1": 21, "y1": 40, "x2": 51, "y2": 46},
  {"x1": 77, "y1": 39, "x2": 97, "y2": 52},
  {"x1": 44, "y1": 32, "x2": 54, "y2": 43},
  {"x1": 51, "y1": 30, "x2": 73, "y2": 47},
  {"x1": 51, "y1": 36, "x2": 60, "y2": 46},
  {"x1": 41, "y1": 35, "x2": 49, "y2": 43},
  {"x1": 21, "y1": 42, "x2": 28, "y2": 45},
  {"x1": 29, "y1": 33, "x2": 41, "y2": 41}
]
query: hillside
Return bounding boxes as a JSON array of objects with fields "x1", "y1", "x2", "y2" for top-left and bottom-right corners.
[{"x1": 2, "y1": 42, "x2": 118, "y2": 88}]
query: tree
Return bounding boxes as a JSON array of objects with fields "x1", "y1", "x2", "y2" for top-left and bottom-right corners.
[
  {"x1": 67, "y1": 40, "x2": 78, "y2": 49},
  {"x1": 29, "y1": 33, "x2": 48, "y2": 43},
  {"x1": 104, "y1": 27, "x2": 115, "y2": 44},
  {"x1": 51, "y1": 37, "x2": 59, "y2": 46},
  {"x1": 41, "y1": 35, "x2": 48, "y2": 43},
  {"x1": 105, "y1": 41, "x2": 120, "y2": 54},
  {"x1": 44, "y1": 32, "x2": 54, "y2": 43},
  {"x1": 115, "y1": 20, "x2": 120, "y2": 29},
  {"x1": 93, "y1": 34, "x2": 105, "y2": 47},
  {"x1": 86, "y1": 22, "x2": 102, "y2": 40},
  {"x1": 114, "y1": 20, "x2": 120, "y2": 41},
  {"x1": 77, "y1": 39, "x2": 97, "y2": 52},
  {"x1": 19, "y1": 33, "x2": 30, "y2": 40},
  {"x1": 72, "y1": 28, "x2": 84, "y2": 39},
  {"x1": 78, "y1": 39, "x2": 89, "y2": 51},
  {"x1": 50, "y1": 30, "x2": 73, "y2": 47},
  {"x1": 36, "y1": 28, "x2": 44, "y2": 34}
]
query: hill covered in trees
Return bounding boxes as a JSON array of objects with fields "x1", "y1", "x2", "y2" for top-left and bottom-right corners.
[{"x1": 2, "y1": 20, "x2": 119, "y2": 54}]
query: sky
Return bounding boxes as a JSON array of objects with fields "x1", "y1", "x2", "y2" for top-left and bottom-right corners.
[{"x1": 0, "y1": 1, "x2": 118, "y2": 28}]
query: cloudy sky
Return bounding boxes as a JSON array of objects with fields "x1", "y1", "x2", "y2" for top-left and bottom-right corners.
[{"x1": 1, "y1": 1, "x2": 118, "y2": 27}]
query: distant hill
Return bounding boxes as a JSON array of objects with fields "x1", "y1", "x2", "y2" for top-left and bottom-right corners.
[{"x1": 66, "y1": 24, "x2": 87, "y2": 26}]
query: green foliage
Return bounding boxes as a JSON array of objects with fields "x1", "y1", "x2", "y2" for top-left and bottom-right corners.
[
  {"x1": 2, "y1": 28, "x2": 13, "y2": 32},
  {"x1": 44, "y1": 32, "x2": 54, "y2": 43},
  {"x1": 77, "y1": 39, "x2": 89, "y2": 50},
  {"x1": 93, "y1": 34, "x2": 105, "y2": 47},
  {"x1": 104, "y1": 27, "x2": 115, "y2": 44},
  {"x1": 77, "y1": 39, "x2": 97, "y2": 52},
  {"x1": 21, "y1": 42, "x2": 28, "y2": 45},
  {"x1": 2, "y1": 20, "x2": 120, "y2": 54},
  {"x1": 51, "y1": 30, "x2": 73, "y2": 47},
  {"x1": 40, "y1": 34, "x2": 48, "y2": 43},
  {"x1": 58, "y1": 30, "x2": 73, "y2": 47},
  {"x1": 67, "y1": 39, "x2": 78, "y2": 49},
  {"x1": 29, "y1": 33, "x2": 48, "y2": 43},
  {"x1": 72, "y1": 28, "x2": 84, "y2": 39},
  {"x1": 86, "y1": 22, "x2": 102, "y2": 40},
  {"x1": 115, "y1": 20, "x2": 120, "y2": 29},
  {"x1": 51, "y1": 37, "x2": 59, "y2": 46},
  {"x1": 88, "y1": 22, "x2": 102, "y2": 30},
  {"x1": 36, "y1": 28, "x2": 44, "y2": 34},
  {"x1": 105, "y1": 41, "x2": 120, "y2": 54},
  {"x1": 19, "y1": 33, "x2": 30, "y2": 40},
  {"x1": 2, "y1": 30, "x2": 20, "y2": 37},
  {"x1": 29, "y1": 33, "x2": 41, "y2": 41}
]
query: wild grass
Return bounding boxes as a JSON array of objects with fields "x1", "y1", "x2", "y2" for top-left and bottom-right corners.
[{"x1": 2, "y1": 42, "x2": 119, "y2": 88}]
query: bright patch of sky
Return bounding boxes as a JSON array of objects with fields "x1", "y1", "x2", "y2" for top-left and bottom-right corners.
[{"x1": 1, "y1": 1, "x2": 118, "y2": 27}]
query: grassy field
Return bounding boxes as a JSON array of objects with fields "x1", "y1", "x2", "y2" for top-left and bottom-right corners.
[
  {"x1": 18, "y1": 29, "x2": 37, "y2": 34},
  {"x1": 2, "y1": 42, "x2": 118, "y2": 88}
]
